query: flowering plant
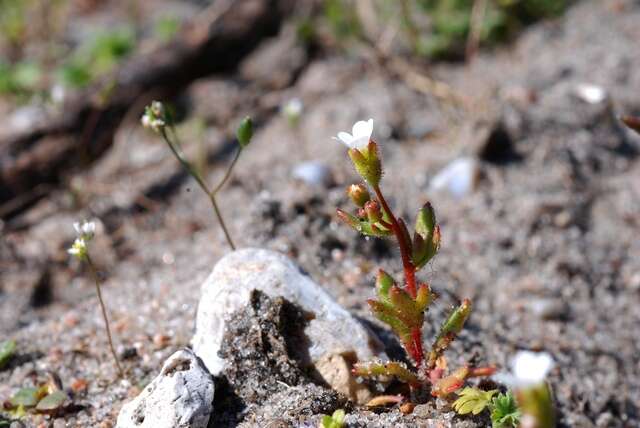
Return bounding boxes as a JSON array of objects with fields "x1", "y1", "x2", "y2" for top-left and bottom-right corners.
[
  {"x1": 68, "y1": 220, "x2": 124, "y2": 378},
  {"x1": 142, "y1": 101, "x2": 254, "y2": 250},
  {"x1": 335, "y1": 119, "x2": 495, "y2": 405}
]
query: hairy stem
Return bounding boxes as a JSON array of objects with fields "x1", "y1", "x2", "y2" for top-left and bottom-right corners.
[
  {"x1": 373, "y1": 186, "x2": 417, "y2": 297},
  {"x1": 86, "y1": 255, "x2": 124, "y2": 379}
]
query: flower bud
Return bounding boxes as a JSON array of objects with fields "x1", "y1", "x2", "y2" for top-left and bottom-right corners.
[
  {"x1": 364, "y1": 200, "x2": 382, "y2": 223},
  {"x1": 347, "y1": 184, "x2": 370, "y2": 207},
  {"x1": 236, "y1": 116, "x2": 253, "y2": 148}
]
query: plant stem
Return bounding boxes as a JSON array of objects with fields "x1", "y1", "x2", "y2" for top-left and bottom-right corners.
[
  {"x1": 208, "y1": 192, "x2": 236, "y2": 250},
  {"x1": 373, "y1": 186, "x2": 417, "y2": 298},
  {"x1": 161, "y1": 128, "x2": 236, "y2": 250},
  {"x1": 212, "y1": 147, "x2": 242, "y2": 195},
  {"x1": 86, "y1": 255, "x2": 124, "y2": 379}
]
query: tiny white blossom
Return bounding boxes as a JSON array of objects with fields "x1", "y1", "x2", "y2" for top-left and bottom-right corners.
[
  {"x1": 494, "y1": 351, "x2": 554, "y2": 389},
  {"x1": 282, "y1": 98, "x2": 303, "y2": 118},
  {"x1": 68, "y1": 237, "x2": 87, "y2": 259},
  {"x1": 141, "y1": 101, "x2": 167, "y2": 133},
  {"x1": 334, "y1": 119, "x2": 374, "y2": 151},
  {"x1": 73, "y1": 220, "x2": 96, "y2": 240}
]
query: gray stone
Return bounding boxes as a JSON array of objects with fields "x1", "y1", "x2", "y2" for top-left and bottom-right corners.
[
  {"x1": 429, "y1": 157, "x2": 480, "y2": 199},
  {"x1": 292, "y1": 161, "x2": 333, "y2": 187},
  {"x1": 192, "y1": 248, "x2": 387, "y2": 402},
  {"x1": 116, "y1": 349, "x2": 214, "y2": 428}
]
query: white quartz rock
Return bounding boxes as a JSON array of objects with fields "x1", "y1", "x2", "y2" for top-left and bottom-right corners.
[
  {"x1": 192, "y1": 248, "x2": 387, "y2": 402},
  {"x1": 116, "y1": 349, "x2": 214, "y2": 428}
]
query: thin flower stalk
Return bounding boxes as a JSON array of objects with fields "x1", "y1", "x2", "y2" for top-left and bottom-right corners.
[
  {"x1": 67, "y1": 221, "x2": 124, "y2": 379},
  {"x1": 142, "y1": 101, "x2": 254, "y2": 251}
]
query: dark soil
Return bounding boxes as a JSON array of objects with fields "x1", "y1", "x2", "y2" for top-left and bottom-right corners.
[{"x1": 1, "y1": 0, "x2": 640, "y2": 427}]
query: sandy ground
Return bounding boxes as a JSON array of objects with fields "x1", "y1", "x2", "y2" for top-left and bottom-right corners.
[{"x1": 1, "y1": 0, "x2": 640, "y2": 426}]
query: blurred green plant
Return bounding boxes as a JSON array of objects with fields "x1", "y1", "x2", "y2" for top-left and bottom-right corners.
[
  {"x1": 320, "y1": 409, "x2": 346, "y2": 428},
  {"x1": 57, "y1": 27, "x2": 135, "y2": 88},
  {"x1": 0, "y1": 0, "x2": 30, "y2": 46},
  {"x1": 453, "y1": 388, "x2": 520, "y2": 427},
  {"x1": 0, "y1": 340, "x2": 16, "y2": 370},
  {"x1": 0, "y1": 60, "x2": 42, "y2": 97},
  {"x1": 324, "y1": 0, "x2": 361, "y2": 40},
  {"x1": 490, "y1": 391, "x2": 521, "y2": 427},
  {"x1": 4, "y1": 383, "x2": 70, "y2": 418},
  {"x1": 452, "y1": 387, "x2": 498, "y2": 415},
  {"x1": 314, "y1": 0, "x2": 570, "y2": 59},
  {"x1": 154, "y1": 16, "x2": 181, "y2": 42},
  {"x1": 415, "y1": 0, "x2": 570, "y2": 58}
]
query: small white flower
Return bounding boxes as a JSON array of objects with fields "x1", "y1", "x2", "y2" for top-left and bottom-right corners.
[
  {"x1": 68, "y1": 237, "x2": 87, "y2": 259},
  {"x1": 141, "y1": 101, "x2": 167, "y2": 133},
  {"x1": 334, "y1": 119, "x2": 374, "y2": 151},
  {"x1": 494, "y1": 351, "x2": 554, "y2": 389},
  {"x1": 73, "y1": 220, "x2": 96, "y2": 240},
  {"x1": 282, "y1": 98, "x2": 303, "y2": 117}
]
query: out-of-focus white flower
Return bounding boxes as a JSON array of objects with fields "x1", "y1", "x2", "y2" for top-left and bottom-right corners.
[
  {"x1": 141, "y1": 101, "x2": 167, "y2": 133},
  {"x1": 282, "y1": 98, "x2": 303, "y2": 122},
  {"x1": 69, "y1": 220, "x2": 96, "y2": 260},
  {"x1": 494, "y1": 351, "x2": 554, "y2": 389},
  {"x1": 334, "y1": 119, "x2": 374, "y2": 151},
  {"x1": 68, "y1": 237, "x2": 88, "y2": 259},
  {"x1": 73, "y1": 220, "x2": 96, "y2": 239}
]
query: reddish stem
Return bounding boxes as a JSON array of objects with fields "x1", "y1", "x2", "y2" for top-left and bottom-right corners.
[
  {"x1": 411, "y1": 328, "x2": 424, "y2": 368},
  {"x1": 373, "y1": 186, "x2": 417, "y2": 298}
]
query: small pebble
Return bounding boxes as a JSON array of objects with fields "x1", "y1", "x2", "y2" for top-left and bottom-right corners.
[
  {"x1": 529, "y1": 298, "x2": 568, "y2": 320},
  {"x1": 292, "y1": 161, "x2": 333, "y2": 187},
  {"x1": 429, "y1": 157, "x2": 479, "y2": 199},
  {"x1": 574, "y1": 83, "x2": 607, "y2": 104}
]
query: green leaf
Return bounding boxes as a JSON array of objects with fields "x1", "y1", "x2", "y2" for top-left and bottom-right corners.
[
  {"x1": 321, "y1": 408, "x2": 346, "y2": 428},
  {"x1": 36, "y1": 390, "x2": 69, "y2": 413},
  {"x1": 9, "y1": 387, "x2": 39, "y2": 408},
  {"x1": 452, "y1": 387, "x2": 497, "y2": 416},
  {"x1": 0, "y1": 340, "x2": 16, "y2": 369},
  {"x1": 490, "y1": 391, "x2": 521, "y2": 428}
]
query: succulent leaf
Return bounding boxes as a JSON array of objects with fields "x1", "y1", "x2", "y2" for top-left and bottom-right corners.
[
  {"x1": 427, "y1": 299, "x2": 472, "y2": 369},
  {"x1": 353, "y1": 361, "x2": 420, "y2": 386},
  {"x1": 389, "y1": 286, "x2": 423, "y2": 328},
  {"x1": 412, "y1": 203, "x2": 441, "y2": 269}
]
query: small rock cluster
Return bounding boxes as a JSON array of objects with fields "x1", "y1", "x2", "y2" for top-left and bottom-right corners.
[{"x1": 116, "y1": 248, "x2": 390, "y2": 427}]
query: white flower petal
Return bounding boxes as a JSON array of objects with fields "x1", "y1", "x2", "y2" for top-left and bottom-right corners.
[
  {"x1": 350, "y1": 135, "x2": 370, "y2": 151},
  {"x1": 336, "y1": 132, "x2": 354, "y2": 145},
  {"x1": 512, "y1": 351, "x2": 554, "y2": 385},
  {"x1": 73, "y1": 222, "x2": 81, "y2": 234},
  {"x1": 352, "y1": 119, "x2": 374, "y2": 140}
]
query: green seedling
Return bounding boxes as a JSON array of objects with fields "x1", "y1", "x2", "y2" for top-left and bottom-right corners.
[
  {"x1": 4, "y1": 382, "x2": 70, "y2": 418},
  {"x1": 452, "y1": 388, "x2": 520, "y2": 427},
  {"x1": 490, "y1": 391, "x2": 520, "y2": 428},
  {"x1": 57, "y1": 27, "x2": 135, "y2": 89},
  {"x1": 0, "y1": 340, "x2": 16, "y2": 369},
  {"x1": 335, "y1": 119, "x2": 495, "y2": 406},
  {"x1": 320, "y1": 408, "x2": 346, "y2": 428},
  {"x1": 142, "y1": 101, "x2": 254, "y2": 250},
  {"x1": 452, "y1": 387, "x2": 497, "y2": 415}
]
